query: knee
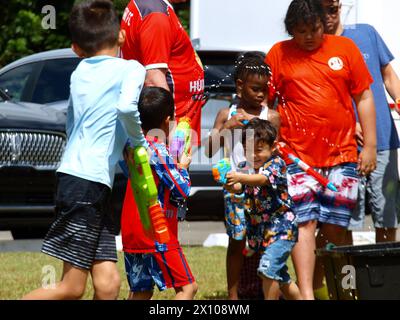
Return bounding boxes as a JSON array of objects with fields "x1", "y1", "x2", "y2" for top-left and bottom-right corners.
[
  {"x1": 93, "y1": 272, "x2": 121, "y2": 300},
  {"x1": 60, "y1": 282, "x2": 86, "y2": 300},
  {"x1": 181, "y1": 282, "x2": 198, "y2": 298}
]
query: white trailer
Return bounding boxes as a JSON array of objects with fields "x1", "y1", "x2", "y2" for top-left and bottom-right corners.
[{"x1": 190, "y1": 0, "x2": 400, "y2": 171}]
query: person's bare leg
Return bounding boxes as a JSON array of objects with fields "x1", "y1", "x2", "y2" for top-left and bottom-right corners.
[
  {"x1": 376, "y1": 228, "x2": 397, "y2": 243},
  {"x1": 313, "y1": 223, "x2": 347, "y2": 291},
  {"x1": 344, "y1": 230, "x2": 354, "y2": 246},
  {"x1": 226, "y1": 238, "x2": 245, "y2": 300},
  {"x1": 281, "y1": 282, "x2": 302, "y2": 300},
  {"x1": 174, "y1": 282, "x2": 198, "y2": 300},
  {"x1": 22, "y1": 262, "x2": 88, "y2": 300},
  {"x1": 262, "y1": 278, "x2": 280, "y2": 300},
  {"x1": 91, "y1": 261, "x2": 121, "y2": 300},
  {"x1": 128, "y1": 291, "x2": 153, "y2": 300},
  {"x1": 291, "y1": 220, "x2": 318, "y2": 300}
]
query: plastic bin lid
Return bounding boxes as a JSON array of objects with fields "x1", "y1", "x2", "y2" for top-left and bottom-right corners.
[{"x1": 316, "y1": 242, "x2": 400, "y2": 257}]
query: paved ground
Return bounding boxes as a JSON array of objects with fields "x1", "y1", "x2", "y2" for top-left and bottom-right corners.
[{"x1": 1, "y1": 215, "x2": 399, "y2": 252}]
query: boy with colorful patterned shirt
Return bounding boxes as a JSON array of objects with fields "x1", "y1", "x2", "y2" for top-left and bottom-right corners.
[{"x1": 225, "y1": 118, "x2": 301, "y2": 300}]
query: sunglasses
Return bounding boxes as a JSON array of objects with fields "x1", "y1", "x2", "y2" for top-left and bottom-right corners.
[{"x1": 325, "y1": 6, "x2": 339, "y2": 15}]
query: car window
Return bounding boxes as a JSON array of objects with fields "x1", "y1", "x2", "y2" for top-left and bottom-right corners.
[
  {"x1": 31, "y1": 58, "x2": 81, "y2": 104},
  {"x1": 0, "y1": 63, "x2": 36, "y2": 101}
]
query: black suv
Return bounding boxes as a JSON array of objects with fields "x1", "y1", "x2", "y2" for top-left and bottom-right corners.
[{"x1": 0, "y1": 49, "x2": 238, "y2": 238}]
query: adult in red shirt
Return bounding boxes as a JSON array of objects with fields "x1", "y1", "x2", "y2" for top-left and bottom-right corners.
[
  {"x1": 120, "y1": 0, "x2": 204, "y2": 143},
  {"x1": 266, "y1": 0, "x2": 377, "y2": 300}
]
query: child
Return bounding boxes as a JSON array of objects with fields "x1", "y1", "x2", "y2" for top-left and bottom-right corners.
[
  {"x1": 23, "y1": 0, "x2": 146, "y2": 300},
  {"x1": 121, "y1": 86, "x2": 198, "y2": 300},
  {"x1": 225, "y1": 118, "x2": 302, "y2": 300},
  {"x1": 206, "y1": 55, "x2": 280, "y2": 300}
]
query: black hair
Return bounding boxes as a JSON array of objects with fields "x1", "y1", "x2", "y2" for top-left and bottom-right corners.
[
  {"x1": 138, "y1": 87, "x2": 174, "y2": 131},
  {"x1": 235, "y1": 57, "x2": 272, "y2": 83},
  {"x1": 233, "y1": 51, "x2": 267, "y2": 82},
  {"x1": 242, "y1": 118, "x2": 277, "y2": 147},
  {"x1": 284, "y1": 0, "x2": 326, "y2": 36},
  {"x1": 69, "y1": 0, "x2": 120, "y2": 56}
]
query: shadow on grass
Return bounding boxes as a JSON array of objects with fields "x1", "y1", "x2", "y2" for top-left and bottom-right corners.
[{"x1": 203, "y1": 290, "x2": 229, "y2": 300}]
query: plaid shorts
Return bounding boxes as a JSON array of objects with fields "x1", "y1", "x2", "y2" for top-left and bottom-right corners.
[
  {"x1": 42, "y1": 173, "x2": 117, "y2": 270},
  {"x1": 287, "y1": 163, "x2": 359, "y2": 228},
  {"x1": 223, "y1": 189, "x2": 246, "y2": 240}
]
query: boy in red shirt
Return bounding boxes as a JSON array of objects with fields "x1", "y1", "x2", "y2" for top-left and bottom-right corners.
[{"x1": 121, "y1": 87, "x2": 197, "y2": 300}]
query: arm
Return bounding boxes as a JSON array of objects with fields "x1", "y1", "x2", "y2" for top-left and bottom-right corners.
[
  {"x1": 205, "y1": 108, "x2": 249, "y2": 158},
  {"x1": 381, "y1": 63, "x2": 400, "y2": 114},
  {"x1": 145, "y1": 68, "x2": 169, "y2": 91},
  {"x1": 226, "y1": 171, "x2": 268, "y2": 187},
  {"x1": 153, "y1": 147, "x2": 191, "y2": 199},
  {"x1": 65, "y1": 96, "x2": 74, "y2": 138},
  {"x1": 267, "y1": 108, "x2": 281, "y2": 132},
  {"x1": 354, "y1": 88, "x2": 377, "y2": 176},
  {"x1": 117, "y1": 62, "x2": 147, "y2": 147}
]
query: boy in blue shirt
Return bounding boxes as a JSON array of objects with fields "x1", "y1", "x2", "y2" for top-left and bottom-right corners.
[
  {"x1": 23, "y1": 0, "x2": 146, "y2": 300},
  {"x1": 225, "y1": 118, "x2": 301, "y2": 300}
]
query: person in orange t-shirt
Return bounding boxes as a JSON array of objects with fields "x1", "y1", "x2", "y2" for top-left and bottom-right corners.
[{"x1": 266, "y1": 0, "x2": 377, "y2": 300}]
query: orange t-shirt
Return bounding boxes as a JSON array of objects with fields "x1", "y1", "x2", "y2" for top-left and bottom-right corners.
[{"x1": 266, "y1": 35, "x2": 373, "y2": 168}]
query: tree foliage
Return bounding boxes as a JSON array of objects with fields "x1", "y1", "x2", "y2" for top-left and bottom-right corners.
[{"x1": 0, "y1": 0, "x2": 189, "y2": 67}]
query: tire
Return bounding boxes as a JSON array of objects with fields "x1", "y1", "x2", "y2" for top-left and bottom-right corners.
[{"x1": 11, "y1": 227, "x2": 48, "y2": 240}]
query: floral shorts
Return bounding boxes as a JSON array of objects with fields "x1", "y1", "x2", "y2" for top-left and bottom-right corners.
[{"x1": 223, "y1": 189, "x2": 246, "y2": 240}]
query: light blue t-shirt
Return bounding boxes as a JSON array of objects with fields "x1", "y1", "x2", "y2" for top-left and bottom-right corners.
[
  {"x1": 343, "y1": 24, "x2": 400, "y2": 151},
  {"x1": 58, "y1": 55, "x2": 146, "y2": 188}
]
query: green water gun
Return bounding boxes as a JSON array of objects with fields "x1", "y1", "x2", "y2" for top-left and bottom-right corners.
[{"x1": 126, "y1": 146, "x2": 170, "y2": 243}]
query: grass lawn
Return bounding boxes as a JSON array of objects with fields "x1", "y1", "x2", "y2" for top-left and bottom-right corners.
[{"x1": 0, "y1": 246, "x2": 296, "y2": 300}]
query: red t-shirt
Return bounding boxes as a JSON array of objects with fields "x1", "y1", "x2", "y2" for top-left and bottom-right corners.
[
  {"x1": 266, "y1": 35, "x2": 373, "y2": 168},
  {"x1": 121, "y1": 0, "x2": 205, "y2": 144}
]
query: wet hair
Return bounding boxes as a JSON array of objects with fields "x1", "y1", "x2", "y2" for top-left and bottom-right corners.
[
  {"x1": 242, "y1": 118, "x2": 277, "y2": 147},
  {"x1": 235, "y1": 57, "x2": 272, "y2": 83},
  {"x1": 69, "y1": 0, "x2": 120, "y2": 56},
  {"x1": 284, "y1": 0, "x2": 326, "y2": 36},
  {"x1": 138, "y1": 87, "x2": 174, "y2": 131},
  {"x1": 233, "y1": 51, "x2": 267, "y2": 82}
]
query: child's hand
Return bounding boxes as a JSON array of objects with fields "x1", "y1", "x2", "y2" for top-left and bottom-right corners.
[
  {"x1": 224, "y1": 182, "x2": 242, "y2": 194},
  {"x1": 226, "y1": 171, "x2": 242, "y2": 186},
  {"x1": 357, "y1": 145, "x2": 376, "y2": 176},
  {"x1": 223, "y1": 111, "x2": 247, "y2": 130},
  {"x1": 355, "y1": 122, "x2": 364, "y2": 147},
  {"x1": 178, "y1": 150, "x2": 192, "y2": 170}
]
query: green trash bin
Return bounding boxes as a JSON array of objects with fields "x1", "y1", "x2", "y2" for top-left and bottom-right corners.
[{"x1": 316, "y1": 242, "x2": 400, "y2": 300}]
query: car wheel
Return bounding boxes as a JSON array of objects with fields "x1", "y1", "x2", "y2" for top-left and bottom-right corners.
[{"x1": 10, "y1": 227, "x2": 49, "y2": 240}]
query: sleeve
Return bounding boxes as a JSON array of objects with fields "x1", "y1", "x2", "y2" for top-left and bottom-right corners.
[
  {"x1": 65, "y1": 95, "x2": 74, "y2": 138},
  {"x1": 151, "y1": 145, "x2": 191, "y2": 200},
  {"x1": 265, "y1": 45, "x2": 279, "y2": 104},
  {"x1": 369, "y1": 25, "x2": 395, "y2": 67},
  {"x1": 116, "y1": 61, "x2": 147, "y2": 147},
  {"x1": 259, "y1": 158, "x2": 287, "y2": 191},
  {"x1": 347, "y1": 39, "x2": 373, "y2": 96},
  {"x1": 139, "y1": 13, "x2": 173, "y2": 70}
]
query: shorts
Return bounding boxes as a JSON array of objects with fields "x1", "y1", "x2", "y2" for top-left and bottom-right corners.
[
  {"x1": 124, "y1": 247, "x2": 195, "y2": 292},
  {"x1": 349, "y1": 150, "x2": 400, "y2": 230},
  {"x1": 287, "y1": 163, "x2": 359, "y2": 228},
  {"x1": 42, "y1": 173, "x2": 117, "y2": 270},
  {"x1": 258, "y1": 240, "x2": 296, "y2": 284},
  {"x1": 223, "y1": 189, "x2": 246, "y2": 240}
]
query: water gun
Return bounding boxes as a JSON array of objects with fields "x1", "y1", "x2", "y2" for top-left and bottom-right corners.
[
  {"x1": 126, "y1": 145, "x2": 170, "y2": 243},
  {"x1": 170, "y1": 117, "x2": 192, "y2": 160},
  {"x1": 212, "y1": 158, "x2": 232, "y2": 184},
  {"x1": 277, "y1": 142, "x2": 338, "y2": 192},
  {"x1": 231, "y1": 110, "x2": 249, "y2": 125}
]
